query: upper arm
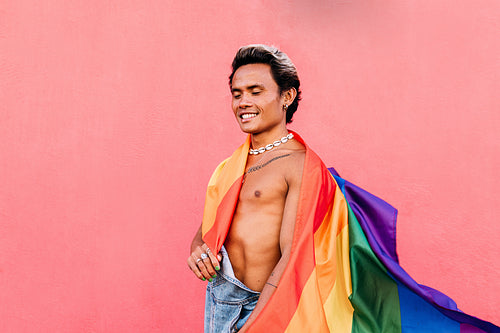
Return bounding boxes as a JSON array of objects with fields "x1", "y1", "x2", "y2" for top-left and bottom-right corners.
[{"x1": 279, "y1": 153, "x2": 305, "y2": 255}]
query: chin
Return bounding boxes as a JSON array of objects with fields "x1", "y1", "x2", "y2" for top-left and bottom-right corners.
[
  {"x1": 240, "y1": 128, "x2": 258, "y2": 135},
  {"x1": 238, "y1": 123, "x2": 258, "y2": 134}
]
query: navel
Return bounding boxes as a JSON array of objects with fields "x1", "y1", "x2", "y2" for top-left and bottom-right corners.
[{"x1": 254, "y1": 190, "x2": 261, "y2": 198}]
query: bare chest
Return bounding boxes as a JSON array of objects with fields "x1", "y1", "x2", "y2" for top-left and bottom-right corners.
[
  {"x1": 227, "y1": 156, "x2": 289, "y2": 259},
  {"x1": 239, "y1": 154, "x2": 290, "y2": 204}
]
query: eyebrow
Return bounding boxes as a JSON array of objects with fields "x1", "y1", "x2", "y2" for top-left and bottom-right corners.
[{"x1": 231, "y1": 84, "x2": 265, "y2": 93}]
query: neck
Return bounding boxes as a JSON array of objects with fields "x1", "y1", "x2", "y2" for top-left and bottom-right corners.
[{"x1": 250, "y1": 128, "x2": 290, "y2": 150}]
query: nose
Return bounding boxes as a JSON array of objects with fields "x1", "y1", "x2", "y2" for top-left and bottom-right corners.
[{"x1": 238, "y1": 93, "x2": 252, "y2": 108}]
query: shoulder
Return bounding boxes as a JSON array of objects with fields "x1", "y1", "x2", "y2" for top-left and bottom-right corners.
[
  {"x1": 281, "y1": 145, "x2": 306, "y2": 187},
  {"x1": 286, "y1": 148, "x2": 306, "y2": 169}
]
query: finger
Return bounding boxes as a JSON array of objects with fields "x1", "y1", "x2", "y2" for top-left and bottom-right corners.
[
  {"x1": 202, "y1": 244, "x2": 220, "y2": 272},
  {"x1": 197, "y1": 245, "x2": 217, "y2": 277},
  {"x1": 187, "y1": 256, "x2": 206, "y2": 281},
  {"x1": 202, "y1": 254, "x2": 217, "y2": 277},
  {"x1": 196, "y1": 257, "x2": 215, "y2": 281},
  {"x1": 188, "y1": 250, "x2": 208, "y2": 281},
  {"x1": 194, "y1": 246, "x2": 217, "y2": 279}
]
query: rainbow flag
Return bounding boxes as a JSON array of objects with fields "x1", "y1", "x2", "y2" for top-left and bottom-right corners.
[{"x1": 201, "y1": 132, "x2": 499, "y2": 332}]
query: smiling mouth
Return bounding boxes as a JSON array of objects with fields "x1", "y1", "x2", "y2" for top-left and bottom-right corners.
[{"x1": 240, "y1": 113, "x2": 258, "y2": 120}]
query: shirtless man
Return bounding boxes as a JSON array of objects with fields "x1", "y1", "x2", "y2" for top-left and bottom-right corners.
[{"x1": 188, "y1": 45, "x2": 304, "y2": 332}]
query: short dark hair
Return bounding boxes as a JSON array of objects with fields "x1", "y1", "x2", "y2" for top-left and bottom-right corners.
[{"x1": 229, "y1": 44, "x2": 301, "y2": 124}]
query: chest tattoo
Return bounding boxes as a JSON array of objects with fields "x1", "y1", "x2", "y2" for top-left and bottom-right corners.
[{"x1": 245, "y1": 154, "x2": 292, "y2": 175}]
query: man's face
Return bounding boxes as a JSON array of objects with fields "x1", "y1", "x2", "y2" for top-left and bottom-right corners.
[{"x1": 231, "y1": 63, "x2": 286, "y2": 135}]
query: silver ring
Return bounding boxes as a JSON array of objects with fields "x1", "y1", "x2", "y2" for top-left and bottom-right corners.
[
  {"x1": 201, "y1": 253, "x2": 208, "y2": 260},
  {"x1": 206, "y1": 248, "x2": 212, "y2": 254},
  {"x1": 196, "y1": 258, "x2": 202, "y2": 263}
]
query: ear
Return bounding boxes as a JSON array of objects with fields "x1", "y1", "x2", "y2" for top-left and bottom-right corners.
[{"x1": 282, "y1": 87, "x2": 297, "y2": 106}]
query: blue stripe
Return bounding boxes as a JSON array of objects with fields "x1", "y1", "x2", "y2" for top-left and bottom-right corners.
[{"x1": 398, "y1": 281, "x2": 460, "y2": 333}]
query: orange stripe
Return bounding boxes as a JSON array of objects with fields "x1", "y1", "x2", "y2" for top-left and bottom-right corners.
[
  {"x1": 200, "y1": 157, "x2": 231, "y2": 235},
  {"x1": 201, "y1": 137, "x2": 249, "y2": 251},
  {"x1": 202, "y1": 175, "x2": 243, "y2": 252}
]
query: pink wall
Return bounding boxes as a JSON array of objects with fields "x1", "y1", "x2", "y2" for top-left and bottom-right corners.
[{"x1": 1, "y1": 1, "x2": 498, "y2": 331}]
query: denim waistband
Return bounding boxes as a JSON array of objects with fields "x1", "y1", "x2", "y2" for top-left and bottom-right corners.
[{"x1": 204, "y1": 246, "x2": 260, "y2": 332}]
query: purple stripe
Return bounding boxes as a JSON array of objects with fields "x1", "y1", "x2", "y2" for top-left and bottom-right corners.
[
  {"x1": 461, "y1": 323, "x2": 488, "y2": 333},
  {"x1": 329, "y1": 168, "x2": 500, "y2": 332},
  {"x1": 328, "y1": 167, "x2": 398, "y2": 263}
]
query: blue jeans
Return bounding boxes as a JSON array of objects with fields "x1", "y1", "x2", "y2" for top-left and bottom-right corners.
[{"x1": 204, "y1": 246, "x2": 260, "y2": 333}]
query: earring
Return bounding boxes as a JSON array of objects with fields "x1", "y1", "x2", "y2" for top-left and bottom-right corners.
[{"x1": 283, "y1": 104, "x2": 288, "y2": 112}]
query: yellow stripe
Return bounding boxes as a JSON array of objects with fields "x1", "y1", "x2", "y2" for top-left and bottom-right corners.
[
  {"x1": 286, "y1": 226, "x2": 353, "y2": 332},
  {"x1": 323, "y1": 225, "x2": 353, "y2": 332},
  {"x1": 320, "y1": 184, "x2": 353, "y2": 331},
  {"x1": 285, "y1": 267, "x2": 330, "y2": 333},
  {"x1": 313, "y1": 185, "x2": 349, "y2": 302}
]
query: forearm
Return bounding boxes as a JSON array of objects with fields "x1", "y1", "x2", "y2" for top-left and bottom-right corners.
[{"x1": 190, "y1": 225, "x2": 204, "y2": 252}]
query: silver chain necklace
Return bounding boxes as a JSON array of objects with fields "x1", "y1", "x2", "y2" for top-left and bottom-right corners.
[{"x1": 249, "y1": 133, "x2": 294, "y2": 155}]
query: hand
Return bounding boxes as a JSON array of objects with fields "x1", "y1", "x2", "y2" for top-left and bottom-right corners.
[{"x1": 187, "y1": 243, "x2": 221, "y2": 281}]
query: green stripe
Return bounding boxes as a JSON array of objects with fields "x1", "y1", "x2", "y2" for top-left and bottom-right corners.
[{"x1": 347, "y1": 205, "x2": 402, "y2": 332}]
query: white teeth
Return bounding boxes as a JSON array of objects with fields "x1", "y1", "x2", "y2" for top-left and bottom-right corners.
[{"x1": 241, "y1": 113, "x2": 257, "y2": 119}]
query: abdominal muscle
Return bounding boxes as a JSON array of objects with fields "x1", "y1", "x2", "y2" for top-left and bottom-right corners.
[{"x1": 224, "y1": 170, "x2": 288, "y2": 292}]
